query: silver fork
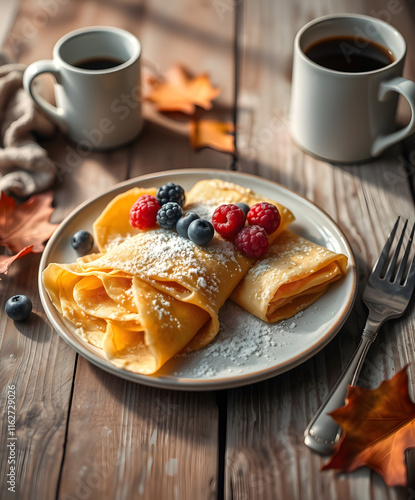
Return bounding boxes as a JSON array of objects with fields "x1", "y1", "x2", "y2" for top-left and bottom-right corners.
[{"x1": 304, "y1": 217, "x2": 415, "y2": 455}]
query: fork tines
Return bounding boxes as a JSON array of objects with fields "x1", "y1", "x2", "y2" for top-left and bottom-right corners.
[{"x1": 373, "y1": 217, "x2": 415, "y2": 286}]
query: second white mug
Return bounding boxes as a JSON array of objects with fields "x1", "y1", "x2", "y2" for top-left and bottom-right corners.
[
  {"x1": 23, "y1": 26, "x2": 143, "y2": 150},
  {"x1": 290, "y1": 14, "x2": 415, "y2": 163}
]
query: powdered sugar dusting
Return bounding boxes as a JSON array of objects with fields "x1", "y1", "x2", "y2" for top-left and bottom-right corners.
[
  {"x1": 185, "y1": 200, "x2": 218, "y2": 221},
  {"x1": 172, "y1": 303, "x2": 308, "y2": 378},
  {"x1": 105, "y1": 233, "x2": 133, "y2": 251},
  {"x1": 96, "y1": 213, "x2": 243, "y2": 301}
]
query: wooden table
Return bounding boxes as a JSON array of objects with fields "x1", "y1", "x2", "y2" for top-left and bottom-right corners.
[{"x1": 1, "y1": 1, "x2": 415, "y2": 499}]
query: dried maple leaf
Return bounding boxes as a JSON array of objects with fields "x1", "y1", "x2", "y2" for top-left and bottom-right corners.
[
  {"x1": 322, "y1": 366, "x2": 415, "y2": 487},
  {"x1": 0, "y1": 191, "x2": 57, "y2": 274},
  {"x1": 189, "y1": 119, "x2": 235, "y2": 153},
  {"x1": 146, "y1": 64, "x2": 221, "y2": 114}
]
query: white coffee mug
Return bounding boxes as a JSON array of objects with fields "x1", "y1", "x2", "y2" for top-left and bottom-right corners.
[
  {"x1": 23, "y1": 26, "x2": 143, "y2": 150},
  {"x1": 290, "y1": 14, "x2": 415, "y2": 163}
]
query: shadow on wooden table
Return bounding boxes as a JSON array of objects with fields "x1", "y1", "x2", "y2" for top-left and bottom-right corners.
[
  {"x1": 56, "y1": 354, "x2": 219, "y2": 498},
  {"x1": 40, "y1": 110, "x2": 235, "y2": 224},
  {"x1": 13, "y1": 312, "x2": 51, "y2": 344}
]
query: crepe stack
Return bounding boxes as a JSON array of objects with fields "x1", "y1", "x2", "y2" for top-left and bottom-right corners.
[{"x1": 43, "y1": 179, "x2": 295, "y2": 374}]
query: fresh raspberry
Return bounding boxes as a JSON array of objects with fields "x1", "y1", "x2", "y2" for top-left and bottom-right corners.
[
  {"x1": 129, "y1": 194, "x2": 160, "y2": 229},
  {"x1": 247, "y1": 202, "x2": 281, "y2": 235},
  {"x1": 235, "y1": 225, "x2": 269, "y2": 258},
  {"x1": 212, "y1": 204, "x2": 246, "y2": 239}
]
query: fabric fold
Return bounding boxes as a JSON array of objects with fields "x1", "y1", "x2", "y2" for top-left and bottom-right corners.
[{"x1": 0, "y1": 54, "x2": 56, "y2": 196}]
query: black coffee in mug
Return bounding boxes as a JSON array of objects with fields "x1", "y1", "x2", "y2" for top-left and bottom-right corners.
[
  {"x1": 73, "y1": 56, "x2": 124, "y2": 70},
  {"x1": 305, "y1": 36, "x2": 395, "y2": 72}
]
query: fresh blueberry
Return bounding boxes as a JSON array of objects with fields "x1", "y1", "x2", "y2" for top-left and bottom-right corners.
[
  {"x1": 188, "y1": 219, "x2": 214, "y2": 246},
  {"x1": 5, "y1": 295, "x2": 32, "y2": 321},
  {"x1": 157, "y1": 202, "x2": 183, "y2": 229},
  {"x1": 176, "y1": 212, "x2": 200, "y2": 239},
  {"x1": 71, "y1": 230, "x2": 94, "y2": 255},
  {"x1": 236, "y1": 202, "x2": 250, "y2": 216},
  {"x1": 156, "y1": 183, "x2": 186, "y2": 207}
]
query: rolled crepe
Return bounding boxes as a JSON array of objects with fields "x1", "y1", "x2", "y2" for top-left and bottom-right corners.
[
  {"x1": 43, "y1": 179, "x2": 294, "y2": 374},
  {"x1": 231, "y1": 230, "x2": 348, "y2": 322}
]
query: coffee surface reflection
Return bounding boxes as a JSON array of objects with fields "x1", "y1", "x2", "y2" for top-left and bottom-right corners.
[
  {"x1": 305, "y1": 36, "x2": 395, "y2": 73},
  {"x1": 73, "y1": 56, "x2": 124, "y2": 70}
]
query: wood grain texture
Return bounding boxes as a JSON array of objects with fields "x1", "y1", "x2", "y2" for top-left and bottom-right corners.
[
  {"x1": 128, "y1": 0, "x2": 236, "y2": 178},
  {"x1": 228, "y1": 0, "x2": 415, "y2": 498},
  {"x1": 58, "y1": 358, "x2": 218, "y2": 500},
  {"x1": 0, "y1": 253, "x2": 76, "y2": 500}
]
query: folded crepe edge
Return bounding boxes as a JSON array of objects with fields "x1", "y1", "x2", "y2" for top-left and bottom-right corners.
[
  {"x1": 231, "y1": 230, "x2": 348, "y2": 323},
  {"x1": 93, "y1": 187, "x2": 158, "y2": 252}
]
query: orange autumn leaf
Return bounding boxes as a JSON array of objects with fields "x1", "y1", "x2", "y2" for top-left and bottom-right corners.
[
  {"x1": 190, "y1": 120, "x2": 235, "y2": 153},
  {"x1": 322, "y1": 366, "x2": 415, "y2": 487},
  {"x1": 0, "y1": 246, "x2": 34, "y2": 275},
  {"x1": 146, "y1": 64, "x2": 220, "y2": 114},
  {"x1": 0, "y1": 191, "x2": 57, "y2": 274}
]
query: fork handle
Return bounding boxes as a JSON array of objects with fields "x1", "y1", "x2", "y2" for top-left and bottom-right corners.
[{"x1": 304, "y1": 320, "x2": 381, "y2": 455}]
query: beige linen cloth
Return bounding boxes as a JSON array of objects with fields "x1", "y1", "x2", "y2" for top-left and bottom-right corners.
[{"x1": 0, "y1": 53, "x2": 55, "y2": 197}]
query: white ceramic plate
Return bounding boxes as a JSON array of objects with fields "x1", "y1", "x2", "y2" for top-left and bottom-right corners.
[{"x1": 39, "y1": 169, "x2": 357, "y2": 390}]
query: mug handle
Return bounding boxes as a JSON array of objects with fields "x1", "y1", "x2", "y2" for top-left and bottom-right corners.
[
  {"x1": 371, "y1": 76, "x2": 415, "y2": 156},
  {"x1": 23, "y1": 60, "x2": 67, "y2": 132}
]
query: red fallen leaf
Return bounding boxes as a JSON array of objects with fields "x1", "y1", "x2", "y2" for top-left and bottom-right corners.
[
  {"x1": 322, "y1": 366, "x2": 415, "y2": 487},
  {"x1": 146, "y1": 64, "x2": 221, "y2": 114},
  {"x1": 189, "y1": 120, "x2": 235, "y2": 153},
  {"x1": 0, "y1": 191, "x2": 57, "y2": 274},
  {"x1": 0, "y1": 246, "x2": 34, "y2": 274}
]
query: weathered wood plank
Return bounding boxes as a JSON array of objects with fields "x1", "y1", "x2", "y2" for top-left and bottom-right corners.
[
  {"x1": 58, "y1": 357, "x2": 218, "y2": 500},
  {"x1": 229, "y1": 0, "x2": 415, "y2": 498},
  {"x1": 0, "y1": 254, "x2": 76, "y2": 500},
  {"x1": 128, "y1": 0, "x2": 235, "y2": 178}
]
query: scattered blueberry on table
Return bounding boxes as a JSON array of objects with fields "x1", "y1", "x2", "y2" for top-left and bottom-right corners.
[{"x1": 5, "y1": 295, "x2": 32, "y2": 321}]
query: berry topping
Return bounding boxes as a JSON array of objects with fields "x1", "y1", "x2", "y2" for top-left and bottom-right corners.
[
  {"x1": 176, "y1": 212, "x2": 200, "y2": 239},
  {"x1": 235, "y1": 225, "x2": 269, "y2": 258},
  {"x1": 236, "y1": 202, "x2": 250, "y2": 216},
  {"x1": 5, "y1": 295, "x2": 32, "y2": 321},
  {"x1": 71, "y1": 230, "x2": 94, "y2": 254},
  {"x1": 188, "y1": 219, "x2": 214, "y2": 246},
  {"x1": 247, "y1": 202, "x2": 281, "y2": 235},
  {"x1": 156, "y1": 183, "x2": 186, "y2": 207},
  {"x1": 212, "y1": 204, "x2": 246, "y2": 239},
  {"x1": 157, "y1": 202, "x2": 183, "y2": 229},
  {"x1": 129, "y1": 195, "x2": 161, "y2": 230}
]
